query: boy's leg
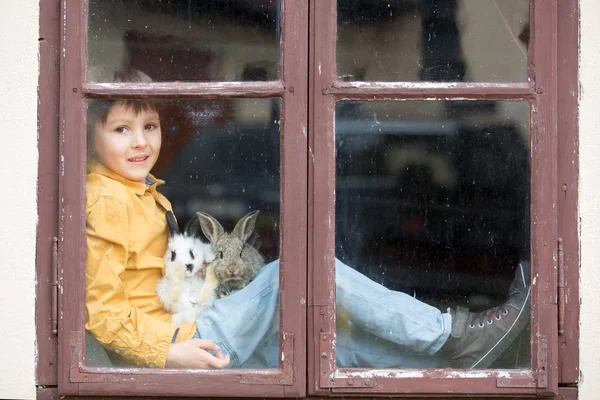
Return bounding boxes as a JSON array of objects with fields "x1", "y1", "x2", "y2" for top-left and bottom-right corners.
[
  {"x1": 335, "y1": 259, "x2": 452, "y2": 356},
  {"x1": 197, "y1": 258, "x2": 453, "y2": 368},
  {"x1": 195, "y1": 258, "x2": 449, "y2": 368},
  {"x1": 336, "y1": 321, "x2": 444, "y2": 368},
  {"x1": 233, "y1": 323, "x2": 445, "y2": 369},
  {"x1": 195, "y1": 260, "x2": 280, "y2": 368},
  {"x1": 196, "y1": 258, "x2": 529, "y2": 369},
  {"x1": 336, "y1": 259, "x2": 531, "y2": 369}
]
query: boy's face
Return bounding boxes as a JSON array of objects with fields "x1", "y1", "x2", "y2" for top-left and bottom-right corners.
[{"x1": 93, "y1": 102, "x2": 161, "y2": 183}]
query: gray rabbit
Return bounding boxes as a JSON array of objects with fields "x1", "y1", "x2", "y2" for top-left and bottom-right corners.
[{"x1": 196, "y1": 210, "x2": 265, "y2": 298}]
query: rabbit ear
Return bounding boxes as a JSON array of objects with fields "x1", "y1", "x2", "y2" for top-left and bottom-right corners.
[
  {"x1": 247, "y1": 231, "x2": 262, "y2": 250},
  {"x1": 232, "y1": 210, "x2": 260, "y2": 243},
  {"x1": 196, "y1": 212, "x2": 224, "y2": 244},
  {"x1": 165, "y1": 210, "x2": 180, "y2": 237},
  {"x1": 183, "y1": 214, "x2": 201, "y2": 236}
]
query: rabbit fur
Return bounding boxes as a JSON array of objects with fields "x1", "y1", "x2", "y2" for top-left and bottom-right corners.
[
  {"x1": 196, "y1": 210, "x2": 265, "y2": 298},
  {"x1": 157, "y1": 211, "x2": 219, "y2": 325}
]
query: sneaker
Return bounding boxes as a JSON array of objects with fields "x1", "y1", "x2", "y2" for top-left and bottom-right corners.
[{"x1": 440, "y1": 262, "x2": 531, "y2": 369}]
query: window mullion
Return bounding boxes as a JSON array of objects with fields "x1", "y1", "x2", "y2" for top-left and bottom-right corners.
[
  {"x1": 83, "y1": 81, "x2": 286, "y2": 98},
  {"x1": 528, "y1": 0, "x2": 560, "y2": 395},
  {"x1": 329, "y1": 81, "x2": 535, "y2": 101},
  {"x1": 57, "y1": 0, "x2": 87, "y2": 396}
]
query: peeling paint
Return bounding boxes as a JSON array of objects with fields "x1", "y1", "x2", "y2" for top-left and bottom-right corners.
[
  {"x1": 62, "y1": 1, "x2": 67, "y2": 59},
  {"x1": 334, "y1": 368, "x2": 521, "y2": 379}
]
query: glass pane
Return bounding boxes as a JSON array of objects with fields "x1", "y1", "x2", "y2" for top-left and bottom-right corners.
[
  {"x1": 335, "y1": 100, "x2": 530, "y2": 369},
  {"x1": 88, "y1": 0, "x2": 280, "y2": 82},
  {"x1": 85, "y1": 94, "x2": 281, "y2": 369},
  {"x1": 337, "y1": 0, "x2": 529, "y2": 82}
]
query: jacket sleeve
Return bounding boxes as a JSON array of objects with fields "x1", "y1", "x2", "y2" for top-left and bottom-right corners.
[{"x1": 85, "y1": 195, "x2": 177, "y2": 368}]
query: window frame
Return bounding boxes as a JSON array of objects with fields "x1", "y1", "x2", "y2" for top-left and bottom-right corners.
[
  {"x1": 556, "y1": 0, "x2": 580, "y2": 384},
  {"x1": 36, "y1": 0, "x2": 580, "y2": 398},
  {"x1": 36, "y1": 0, "x2": 61, "y2": 389},
  {"x1": 308, "y1": 0, "x2": 565, "y2": 397},
  {"x1": 56, "y1": 0, "x2": 308, "y2": 397}
]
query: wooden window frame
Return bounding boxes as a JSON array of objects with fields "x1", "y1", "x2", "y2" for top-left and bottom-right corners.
[
  {"x1": 53, "y1": 0, "x2": 308, "y2": 397},
  {"x1": 307, "y1": 0, "x2": 578, "y2": 397},
  {"x1": 36, "y1": 0, "x2": 580, "y2": 398}
]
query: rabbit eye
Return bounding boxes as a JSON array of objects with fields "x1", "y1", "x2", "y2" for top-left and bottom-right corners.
[
  {"x1": 218, "y1": 251, "x2": 223, "y2": 259},
  {"x1": 170, "y1": 250, "x2": 176, "y2": 262},
  {"x1": 189, "y1": 250, "x2": 195, "y2": 260}
]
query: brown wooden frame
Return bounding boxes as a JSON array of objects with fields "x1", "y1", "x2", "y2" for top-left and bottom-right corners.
[
  {"x1": 36, "y1": 0, "x2": 580, "y2": 398},
  {"x1": 556, "y1": 0, "x2": 580, "y2": 385},
  {"x1": 37, "y1": 0, "x2": 61, "y2": 389},
  {"x1": 308, "y1": 0, "x2": 567, "y2": 397},
  {"x1": 55, "y1": 0, "x2": 308, "y2": 397}
]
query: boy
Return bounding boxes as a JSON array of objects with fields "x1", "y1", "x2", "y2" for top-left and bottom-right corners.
[
  {"x1": 85, "y1": 66, "x2": 530, "y2": 370},
  {"x1": 85, "y1": 66, "x2": 230, "y2": 368}
]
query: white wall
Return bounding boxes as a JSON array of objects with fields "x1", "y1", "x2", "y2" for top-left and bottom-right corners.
[
  {"x1": 0, "y1": 0, "x2": 39, "y2": 399},
  {"x1": 579, "y1": 0, "x2": 600, "y2": 398},
  {"x1": 0, "y1": 0, "x2": 599, "y2": 398}
]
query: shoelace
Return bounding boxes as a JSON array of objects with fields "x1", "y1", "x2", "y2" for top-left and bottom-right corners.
[
  {"x1": 469, "y1": 287, "x2": 524, "y2": 328},
  {"x1": 470, "y1": 306, "x2": 510, "y2": 328}
]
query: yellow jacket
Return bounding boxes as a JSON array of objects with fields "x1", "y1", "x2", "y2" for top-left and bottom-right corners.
[{"x1": 85, "y1": 163, "x2": 196, "y2": 367}]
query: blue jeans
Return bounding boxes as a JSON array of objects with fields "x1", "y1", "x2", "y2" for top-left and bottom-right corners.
[{"x1": 195, "y1": 259, "x2": 451, "y2": 368}]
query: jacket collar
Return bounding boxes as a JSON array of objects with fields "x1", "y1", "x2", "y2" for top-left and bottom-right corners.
[{"x1": 87, "y1": 162, "x2": 165, "y2": 196}]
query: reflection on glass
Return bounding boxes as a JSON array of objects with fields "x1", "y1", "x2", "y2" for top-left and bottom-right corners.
[
  {"x1": 85, "y1": 97, "x2": 281, "y2": 369},
  {"x1": 337, "y1": 0, "x2": 529, "y2": 82},
  {"x1": 88, "y1": 0, "x2": 280, "y2": 82},
  {"x1": 159, "y1": 98, "x2": 281, "y2": 238},
  {"x1": 335, "y1": 100, "x2": 530, "y2": 369}
]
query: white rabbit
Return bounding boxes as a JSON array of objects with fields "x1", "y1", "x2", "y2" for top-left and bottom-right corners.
[{"x1": 157, "y1": 210, "x2": 219, "y2": 325}]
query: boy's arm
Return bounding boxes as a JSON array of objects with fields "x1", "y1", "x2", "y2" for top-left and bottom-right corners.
[{"x1": 85, "y1": 196, "x2": 177, "y2": 368}]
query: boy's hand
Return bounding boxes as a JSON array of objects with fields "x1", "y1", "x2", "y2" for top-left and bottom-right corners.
[{"x1": 166, "y1": 339, "x2": 231, "y2": 369}]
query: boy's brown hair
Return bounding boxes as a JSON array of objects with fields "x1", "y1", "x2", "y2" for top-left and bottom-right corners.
[{"x1": 87, "y1": 65, "x2": 160, "y2": 160}]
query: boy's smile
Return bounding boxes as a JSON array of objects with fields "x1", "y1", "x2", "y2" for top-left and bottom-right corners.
[{"x1": 92, "y1": 102, "x2": 161, "y2": 183}]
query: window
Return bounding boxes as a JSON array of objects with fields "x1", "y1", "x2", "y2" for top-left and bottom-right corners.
[
  {"x1": 57, "y1": 0, "x2": 307, "y2": 397},
  {"x1": 308, "y1": 0, "x2": 561, "y2": 395},
  {"x1": 36, "y1": 0, "x2": 579, "y2": 398}
]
